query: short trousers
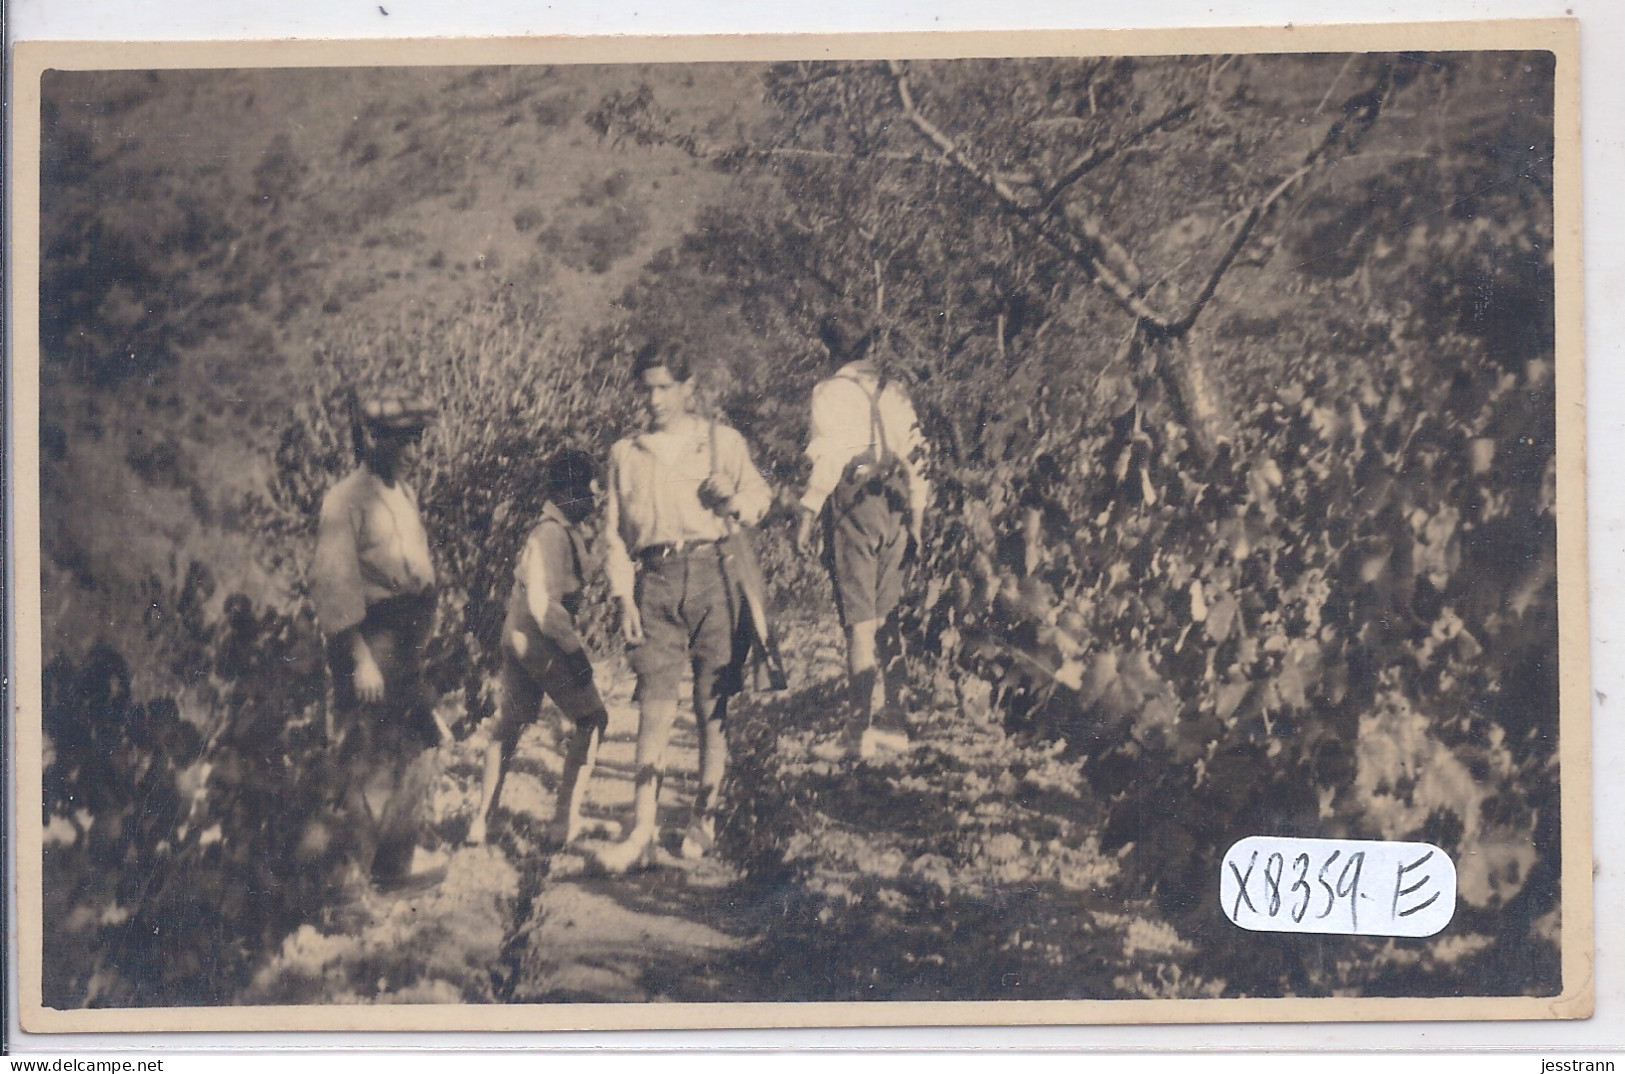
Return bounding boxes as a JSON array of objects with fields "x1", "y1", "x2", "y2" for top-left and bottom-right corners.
[
  {"x1": 629, "y1": 545, "x2": 744, "y2": 707},
  {"x1": 496, "y1": 612, "x2": 607, "y2": 752},
  {"x1": 823, "y1": 485, "x2": 909, "y2": 628}
]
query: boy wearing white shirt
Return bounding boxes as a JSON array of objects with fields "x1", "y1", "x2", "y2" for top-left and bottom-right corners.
[
  {"x1": 795, "y1": 315, "x2": 930, "y2": 760},
  {"x1": 593, "y1": 343, "x2": 774, "y2": 872},
  {"x1": 311, "y1": 388, "x2": 440, "y2": 887}
]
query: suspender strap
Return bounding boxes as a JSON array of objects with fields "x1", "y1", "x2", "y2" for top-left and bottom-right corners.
[
  {"x1": 527, "y1": 515, "x2": 584, "y2": 601},
  {"x1": 838, "y1": 374, "x2": 890, "y2": 459},
  {"x1": 707, "y1": 420, "x2": 737, "y2": 537},
  {"x1": 545, "y1": 516, "x2": 586, "y2": 587}
]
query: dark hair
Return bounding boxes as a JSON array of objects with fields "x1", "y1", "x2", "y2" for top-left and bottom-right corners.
[
  {"x1": 817, "y1": 311, "x2": 874, "y2": 367},
  {"x1": 631, "y1": 340, "x2": 693, "y2": 383},
  {"x1": 546, "y1": 448, "x2": 599, "y2": 501}
]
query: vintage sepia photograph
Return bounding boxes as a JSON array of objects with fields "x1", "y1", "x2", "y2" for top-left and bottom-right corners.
[{"x1": 11, "y1": 22, "x2": 1589, "y2": 1031}]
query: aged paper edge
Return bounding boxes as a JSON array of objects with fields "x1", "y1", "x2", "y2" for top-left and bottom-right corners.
[{"x1": 7, "y1": 17, "x2": 1591, "y2": 1033}]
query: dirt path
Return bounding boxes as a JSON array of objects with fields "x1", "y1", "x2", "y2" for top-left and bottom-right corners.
[
  {"x1": 246, "y1": 657, "x2": 793, "y2": 1005},
  {"x1": 502, "y1": 677, "x2": 758, "y2": 1004},
  {"x1": 246, "y1": 628, "x2": 1165, "y2": 1006}
]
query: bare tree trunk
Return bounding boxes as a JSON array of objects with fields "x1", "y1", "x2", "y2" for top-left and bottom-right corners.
[
  {"x1": 885, "y1": 57, "x2": 1401, "y2": 468},
  {"x1": 1152, "y1": 331, "x2": 1232, "y2": 465},
  {"x1": 1122, "y1": 326, "x2": 1230, "y2": 467}
]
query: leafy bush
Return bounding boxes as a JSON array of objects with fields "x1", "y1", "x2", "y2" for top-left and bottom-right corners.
[
  {"x1": 530, "y1": 91, "x2": 578, "y2": 130},
  {"x1": 542, "y1": 202, "x2": 650, "y2": 275},
  {"x1": 254, "y1": 291, "x2": 637, "y2": 723},
  {"x1": 42, "y1": 595, "x2": 334, "y2": 1007},
  {"x1": 600, "y1": 52, "x2": 1561, "y2": 997}
]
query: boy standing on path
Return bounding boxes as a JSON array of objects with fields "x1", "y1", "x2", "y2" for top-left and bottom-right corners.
[
  {"x1": 311, "y1": 388, "x2": 442, "y2": 888},
  {"x1": 592, "y1": 343, "x2": 774, "y2": 873},
  {"x1": 794, "y1": 314, "x2": 930, "y2": 761},
  {"x1": 468, "y1": 449, "x2": 614, "y2": 849}
]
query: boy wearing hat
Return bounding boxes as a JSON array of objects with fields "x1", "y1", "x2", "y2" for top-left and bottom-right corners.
[
  {"x1": 310, "y1": 388, "x2": 441, "y2": 887},
  {"x1": 467, "y1": 449, "x2": 613, "y2": 848}
]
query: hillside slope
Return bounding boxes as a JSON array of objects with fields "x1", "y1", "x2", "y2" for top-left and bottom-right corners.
[{"x1": 40, "y1": 63, "x2": 753, "y2": 668}]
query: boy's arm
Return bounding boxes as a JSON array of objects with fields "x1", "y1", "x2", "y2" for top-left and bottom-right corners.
[
  {"x1": 602, "y1": 444, "x2": 645, "y2": 644},
  {"x1": 522, "y1": 525, "x2": 584, "y2": 652},
  {"x1": 602, "y1": 444, "x2": 636, "y2": 603},
  {"x1": 800, "y1": 379, "x2": 848, "y2": 516},
  {"x1": 724, "y1": 427, "x2": 773, "y2": 526}
]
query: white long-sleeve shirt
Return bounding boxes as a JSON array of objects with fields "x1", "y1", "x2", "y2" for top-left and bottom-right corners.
[
  {"x1": 310, "y1": 468, "x2": 435, "y2": 636},
  {"x1": 800, "y1": 360, "x2": 929, "y2": 520}
]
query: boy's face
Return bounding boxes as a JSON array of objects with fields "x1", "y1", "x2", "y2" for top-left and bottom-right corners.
[
  {"x1": 367, "y1": 425, "x2": 423, "y2": 472},
  {"x1": 558, "y1": 478, "x2": 601, "y2": 525},
  {"x1": 639, "y1": 365, "x2": 692, "y2": 431}
]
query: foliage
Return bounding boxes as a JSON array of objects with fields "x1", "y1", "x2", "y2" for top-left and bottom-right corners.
[
  {"x1": 252, "y1": 291, "x2": 638, "y2": 724},
  {"x1": 42, "y1": 598, "x2": 335, "y2": 1006},
  {"x1": 604, "y1": 52, "x2": 1562, "y2": 996},
  {"x1": 38, "y1": 54, "x2": 1563, "y2": 1004},
  {"x1": 718, "y1": 660, "x2": 1158, "y2": 1001},
  {"x1": 535, "y1": 170, "x2": 653, "y2": 273}
]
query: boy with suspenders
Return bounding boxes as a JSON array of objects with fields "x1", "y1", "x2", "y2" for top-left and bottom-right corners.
[
  {"x1": 795, "y1": 314, "x2": 930, "y2": 761},
  {"x1": 468, "y1": 449, "x2": 612, "y2": 849},
  {"x1": 593, "y1": 343, "x2": 775, "y2": 872}
]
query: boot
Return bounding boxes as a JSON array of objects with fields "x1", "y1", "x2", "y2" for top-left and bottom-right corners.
[
  {"x1": 809, "y1": 729, "x2": 860, "y2": 763},
  {"x1": 591, "y1": 827, "x2": 658, "y2": 874},
  {"x1": 679, "y1": 813, "x2": 716, "y2": 860},
  {"x1": 858, "y1": 726, "x2": 914, "y2": 759},
  {"x1": 812, "y1": 665, "x2": 879, "y2": 762}
]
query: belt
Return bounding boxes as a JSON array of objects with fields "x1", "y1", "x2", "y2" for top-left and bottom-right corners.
[{"x1": 637, "y1": 538, "x2": 722, "y2": 567}]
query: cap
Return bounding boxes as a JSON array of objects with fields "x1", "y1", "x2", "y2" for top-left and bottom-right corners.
[{"x1": 356, "y1": 389, "x2": 433, "y2": 433}]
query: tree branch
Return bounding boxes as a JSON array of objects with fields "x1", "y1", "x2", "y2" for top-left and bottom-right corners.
[
  {"x1": 1168, "y1": 65, "x2": 1399, "y2": 335},
  {"x1": 1167, "y1": 164, "x2": 1313, "y2": 336},
  {"x1": 591, "y1": 86, "x2": 948, "y2": 168},
  {"x1": 725, "y1": 145, "x2": 954, "y2": 168},
  {"x1": 884, "y1": 59, "x2": 1173, "y2": 331},
  {"x1": 1040, "y1": 101, "x2": 1195, "y2": 210}
]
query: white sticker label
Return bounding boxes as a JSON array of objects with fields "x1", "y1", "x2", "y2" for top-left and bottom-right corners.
[{"x1": 1220, "y1": 836, "x2": 1456, "y2": 937}]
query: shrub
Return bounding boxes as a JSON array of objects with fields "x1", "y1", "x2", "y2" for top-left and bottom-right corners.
[
  {"x1": 255, "y1": 291, "x2": 638, "y2": 726},
  {"x1": 42, "y1": 596, "x2": 333, "y2": 1007}
]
